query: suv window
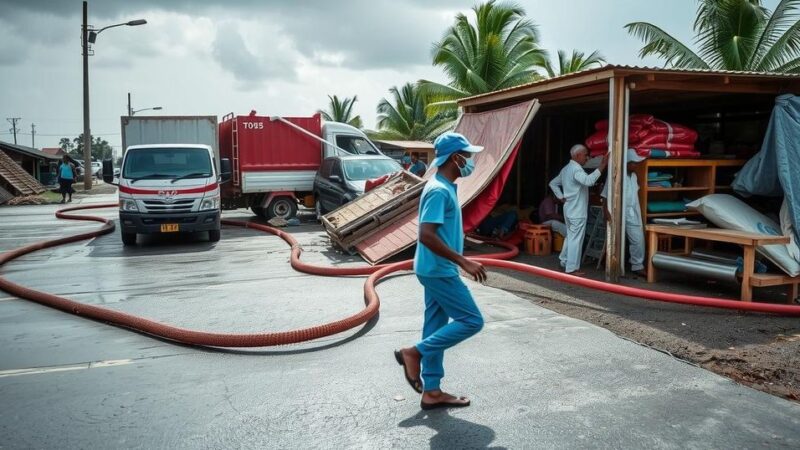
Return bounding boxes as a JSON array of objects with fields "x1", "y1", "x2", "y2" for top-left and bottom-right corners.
[
  {"x1": 335, "y1": 135, "x2": 378, "y2": 155},
  {"x1": 331, "y1": 159, "x2": 343, "y2": 178},
  {"x1": 320, "y1": 159, "x2": 333, "y2": 178}
]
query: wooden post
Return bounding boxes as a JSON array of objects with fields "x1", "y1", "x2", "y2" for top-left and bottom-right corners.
[
  {"x1": 605, "y1": 76, "x2": 627, "y2": 282},
  {"x1": 741, "y1": 245, "x2": 755, "y2": 302},
  {"x1": 544, "y1": 116, "x2": 552, "y2": 196}
]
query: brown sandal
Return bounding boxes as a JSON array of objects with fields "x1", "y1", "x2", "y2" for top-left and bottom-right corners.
[
  {"x1": 420, "y1": 396, "x2": 470, "y2": 410},
  {"x1": 394, "y1": 350, "x2": 423, "y2": 393}
]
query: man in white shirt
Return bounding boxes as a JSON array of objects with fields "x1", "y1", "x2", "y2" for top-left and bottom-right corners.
[
  {"x1": 549, "y1": 144, "x2": 608, "y2": 275},
  {"x1": 601, "y1": 149, "x2": 647, "y2": 277}
]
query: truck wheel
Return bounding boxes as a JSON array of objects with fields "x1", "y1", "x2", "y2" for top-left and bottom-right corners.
[
  {"x1": 121, "y1": 232, "x2": 136, "y2": 246},
  {"x1": 208, "y1": 229, "x2": 221, "y2": 242},
  {"x1": 250, "y1": 206, "x2": 267, "y2": 218},
  {"x1": 267, "y1": 196, "x2": 298, "y2": 220}
]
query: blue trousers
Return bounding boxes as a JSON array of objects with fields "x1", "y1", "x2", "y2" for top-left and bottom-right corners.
[{"x1": 414, "y1": 275, "x2": 484, "y2": 392}]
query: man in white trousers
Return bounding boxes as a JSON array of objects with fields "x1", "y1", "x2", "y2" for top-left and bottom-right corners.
[
  {"x1": 601, "y1": 148, "x2": 647, "y2": 277},
  {"x1": 549, "y1": 144, "x2": 608, "y2": 275}
]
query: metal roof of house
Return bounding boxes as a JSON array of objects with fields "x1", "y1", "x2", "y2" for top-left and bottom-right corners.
[
  {"x1": 0, "y1": 141, "x2": 61, "y2": 161},
  {"x1": 41, "y1": 147, "x2": 64, "y2": 156},
  {"x1": 458, "y1": 64, "x2": 800, "y2": 108}
]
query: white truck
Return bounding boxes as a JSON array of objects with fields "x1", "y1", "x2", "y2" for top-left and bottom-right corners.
[{"x1": 104, "y1": 116, "x2": 231, "y2": 246}]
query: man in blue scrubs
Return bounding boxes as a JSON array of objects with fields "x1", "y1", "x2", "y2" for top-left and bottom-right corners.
[{"x1": 394, "y1": 132, "x2": 487, "y2": 410}]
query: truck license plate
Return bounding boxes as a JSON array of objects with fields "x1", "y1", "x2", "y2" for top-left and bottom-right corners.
[{"x1": 160, "y1": 224, "x2": 179, "y2": 232}]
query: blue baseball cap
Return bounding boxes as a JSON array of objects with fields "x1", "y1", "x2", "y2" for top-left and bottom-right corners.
[{"x1": 432, "y1": 132, "x2": 483, "y2": 167}]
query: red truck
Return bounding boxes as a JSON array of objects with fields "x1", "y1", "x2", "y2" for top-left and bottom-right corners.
[{"x1": 219, "y1": 112, "x2": 387, "y2": 219}]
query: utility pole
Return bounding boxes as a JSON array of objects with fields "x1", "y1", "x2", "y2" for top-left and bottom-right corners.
[
  {"x1": 128, "y1": 92, "x2": 132, "y2": 116},
  {"x1": 31, "y1": 123, "x2": 36, "y2": 147},
  {"x1": 82, "y1": 0, "x2": 92, "y2": 190},
  {"x1": 6, "y1": 117, "x2": 20, "y2": 145}
]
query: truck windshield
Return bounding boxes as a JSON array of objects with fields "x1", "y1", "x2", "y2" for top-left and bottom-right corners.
[
  {"x1": 342, "y1": 159, "x2": 402, "y2": 181},
  {"x1": 122, "y1": 148, "x2": 212, "y2": 181},
  {"x1": 335, "y1": 135, "x2": 380, "y2": 155}
]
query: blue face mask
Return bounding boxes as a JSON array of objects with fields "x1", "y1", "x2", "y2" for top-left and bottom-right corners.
[
  {"x1": 456, "y1": 154, "x2": 475, "y2": 177},
  {"x1": 402, "y1": 156, "x2": 411, "y2": 164}
]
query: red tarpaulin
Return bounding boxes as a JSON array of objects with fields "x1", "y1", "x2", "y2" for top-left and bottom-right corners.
[{"x1": 354, "y1": 100, "x2": 540, "y2": 264}]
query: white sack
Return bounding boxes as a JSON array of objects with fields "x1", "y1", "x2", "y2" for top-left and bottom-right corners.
[{"x1": 687, "y1": 194, "x2": 800, "y2": 276}]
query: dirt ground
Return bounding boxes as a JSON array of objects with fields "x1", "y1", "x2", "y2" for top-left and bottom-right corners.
[{"x1": 480, "y1": 250, "x2": 800, "y2": 402}]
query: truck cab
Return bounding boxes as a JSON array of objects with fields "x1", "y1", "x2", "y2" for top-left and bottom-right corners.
[
  {"x1": 322, "y1": 121, "x2": 383, "y2": 158},
  {"x1": 111, "y1": 144, "x2": 228, "y2": 246}
]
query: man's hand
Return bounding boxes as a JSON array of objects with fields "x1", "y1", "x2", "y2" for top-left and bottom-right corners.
[
  {"x1": 603, "y1": 206, "x2": 611, "y2": 222},
  {"x1": 459, "y1": 257, "x2": 487, "y2": 283},
  {"x1": 599, "y1": 153, "x2": 609, "y2": 171},
  {"x1": 557, "y1": 197, "x2": 566, "y2": 204}
]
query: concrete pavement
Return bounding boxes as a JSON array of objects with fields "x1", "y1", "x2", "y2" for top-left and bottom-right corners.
[{"x1": 1, "y1": 199, "x2": 799, "y2": 449}]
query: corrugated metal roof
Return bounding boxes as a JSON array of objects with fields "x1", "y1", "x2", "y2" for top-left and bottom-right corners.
[
  {"x1": 458, "y1": 64, "x2": 800, "y2": 104},
  {"x1": 0, "y1": 141, "x2": 61, "y2": 161},
  {"x1": 41, "y1": 147, "x2": 64, "y2": 156}
]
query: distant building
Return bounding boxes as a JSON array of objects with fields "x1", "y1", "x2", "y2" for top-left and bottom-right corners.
[
  {"x1": 0, "y1": 141, "x2": 61, "y2": 185},
  {"x1": 374, "y1": 140, "x2": 435, "y2": 166}
]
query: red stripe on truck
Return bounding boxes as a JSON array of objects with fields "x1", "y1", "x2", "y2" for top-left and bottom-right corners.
[{"x1": 119, "y1": 183, "x2": 219, "y2": 195}]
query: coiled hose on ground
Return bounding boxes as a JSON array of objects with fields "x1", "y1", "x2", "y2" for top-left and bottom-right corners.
[{"x1": 0, "y1": 203, "x2": 798, "y2": 349}]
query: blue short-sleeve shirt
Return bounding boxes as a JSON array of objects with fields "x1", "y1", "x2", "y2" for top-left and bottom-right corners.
[{"x1": 413, "y1": 173, "x2": 463, "y2": 277}]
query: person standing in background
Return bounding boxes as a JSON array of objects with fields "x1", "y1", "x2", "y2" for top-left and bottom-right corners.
[
  {"x1": 57, "y1": 155, "x2": 77, "y2": 204},
  {"x1": 549, "y1": 144, "x2": 608, "y2": 275},
  {"x1": 410, "y1": 154, "x2": 428, "y2": 177}
]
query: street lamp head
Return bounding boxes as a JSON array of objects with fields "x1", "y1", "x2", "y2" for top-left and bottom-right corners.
[
  {"x1": 127, "y1": 19, "x2": 147, "y2": 26},
  {"x1": 153, "y1": 107, "x2": 163, "y2": 110}
]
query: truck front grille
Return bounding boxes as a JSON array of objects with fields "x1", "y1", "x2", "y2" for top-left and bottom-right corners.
[{"x1": 142, "y1": 199, "x2": 195, "y2": 214}]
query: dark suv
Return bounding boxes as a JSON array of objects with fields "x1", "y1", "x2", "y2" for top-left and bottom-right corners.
[{"x1": 313, "y1": 155, "x2": 402, "y2": 216}]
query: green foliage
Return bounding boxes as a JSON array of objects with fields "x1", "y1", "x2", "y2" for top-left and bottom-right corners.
[
  {"x1": 374, "y1": 83, "x2": 455, "y2": 141},
  {"x1": 626, "y1": 0, "x2": 800, "y2": 72},
  {"x1": 319, "y1": 95, "x2": 363, "y2": 128},
  {"x1": 418, "y1": 1, "x2": 547, "y2": 111},
  {"x1": 543, "y1": 49, "x2": 606, "y2": 77},
  {"x1": 61, "y1": 133, "x2": 113, "y2": 161}
]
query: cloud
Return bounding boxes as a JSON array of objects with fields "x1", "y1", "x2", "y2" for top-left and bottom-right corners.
[{"x1": 211, "y1": 21, "x2": 298, "y2": 89}]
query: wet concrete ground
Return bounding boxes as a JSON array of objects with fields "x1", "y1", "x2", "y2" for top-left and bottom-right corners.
[{"x1": 2, "y1": 196, "x2": 800, "y2": 449}]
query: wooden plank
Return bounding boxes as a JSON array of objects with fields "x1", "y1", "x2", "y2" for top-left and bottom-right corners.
[
  {"x1": 741, "y1": 246, "x2": 755, "y2": 302},
  {"x1": 749, "y1": 273, "x2": 800, "y2": 287},
  {"x1": 645, "y1": 225, "x2": 790, "y2": 246},
  {"x1": 606, "y1": 76, "x2": 626, "y2": 282},
  {"x1": 647, "y1": 229, "x2": 658, "y2": 283}
]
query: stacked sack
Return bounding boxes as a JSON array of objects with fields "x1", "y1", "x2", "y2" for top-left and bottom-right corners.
[{"x1": 584, "y1": 114, "x2": 700, "y2": 159}]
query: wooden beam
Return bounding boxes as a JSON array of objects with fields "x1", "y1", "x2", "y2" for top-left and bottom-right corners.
[
  {"x1": 459, "y1": 69, "x2": 616, "y2": 108},
  {"x1": 630, "y1": 80, "x2": 784, "y2": 94},
  {"x1": 605, "y1": 76, "x2": 627, "y2": 282},
  {"x1": 536, "y1": 83, "x2": 609, "y2": 103}
]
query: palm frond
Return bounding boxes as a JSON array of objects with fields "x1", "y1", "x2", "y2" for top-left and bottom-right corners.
[{"x1": 625, "y1": 21, "x2": 710, "y2": 68}]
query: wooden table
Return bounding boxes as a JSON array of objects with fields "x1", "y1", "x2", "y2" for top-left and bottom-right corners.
[{"x1": 645, "y1": 225, "x2": 793, "y2": 302}]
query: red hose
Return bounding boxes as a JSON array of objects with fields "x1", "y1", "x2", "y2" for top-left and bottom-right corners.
[{"x1": 0, "y1": 203, "x2": 798, "y2": 350}]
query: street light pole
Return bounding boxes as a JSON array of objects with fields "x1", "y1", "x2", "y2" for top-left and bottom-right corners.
[
  {"x1": 82, "y1": 1, "x2": 91, "y2": 190},
  {"x1": 81, "y1": 2, "x2": 145, "y2": 190},
  {"x1": 128, "y1": 92, "x2": 132, "y2": 116}
]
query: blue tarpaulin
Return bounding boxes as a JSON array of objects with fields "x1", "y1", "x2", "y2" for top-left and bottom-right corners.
[{"x1": 733, "y1": 94, "x2": 800, "y2": 242}]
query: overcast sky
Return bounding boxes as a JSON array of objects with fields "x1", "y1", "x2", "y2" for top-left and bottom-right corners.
[{"x1": 0, "y1": 0, "x2": 780, "y2": 155}]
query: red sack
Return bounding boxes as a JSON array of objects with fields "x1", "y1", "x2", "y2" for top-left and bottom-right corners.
[
  {"x1": 365, "y1": 174, "x2": 390, "y2": 192},
  {"x1": 647, "y1": 120, "x2": 698, "y2": 144},
  {"x1": 594, "y1": 114, "x2": 655, "y2": 131}
]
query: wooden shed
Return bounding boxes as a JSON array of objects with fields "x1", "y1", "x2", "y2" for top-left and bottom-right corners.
[{"x1": 457, "y1": 65, "x2": 800, "y2": 282}]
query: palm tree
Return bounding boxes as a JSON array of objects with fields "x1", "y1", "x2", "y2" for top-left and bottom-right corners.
[
  {"x1": 419, "y1": 0, "x2": 547, "y2": 111},
  {"x1": 626, "y1": 0, "x2": 800, "y2": 72},
  {"x1": 543, "y1": 49, "x2": 606, "y2": 77},
  {"x1": 319, "y1": 95, "x2": 363, "y2": 128},
  {"x1": 374, "y1": 83, "x2": 455, "y2": 141}
]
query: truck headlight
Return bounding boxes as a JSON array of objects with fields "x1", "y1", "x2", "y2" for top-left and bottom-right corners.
[
  {"x1": 199, "y1": 194, "x2": 220, "y2": 211},
  {"x1": 120, "y1": 198, "x2": 138, "y2": 212}
]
